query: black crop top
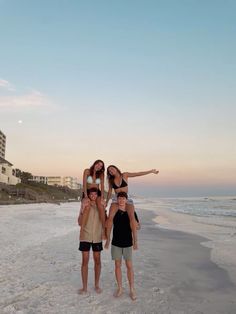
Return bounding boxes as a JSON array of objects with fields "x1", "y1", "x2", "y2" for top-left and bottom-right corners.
[{"x1": 112, "y1": 177, "x2": 128, "y2": 190}]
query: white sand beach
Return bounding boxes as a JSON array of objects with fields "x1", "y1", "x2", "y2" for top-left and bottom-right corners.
[{"x1": 0, "y1": 201, "x2": 236, "y2": 314}]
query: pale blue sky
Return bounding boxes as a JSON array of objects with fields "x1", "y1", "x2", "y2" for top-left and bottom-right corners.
[{"x1": 0, "y1": 0, "x2": 235, "y2": 196}]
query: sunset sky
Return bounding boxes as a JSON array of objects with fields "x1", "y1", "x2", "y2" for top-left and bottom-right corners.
[{"x1": 0, "y1": 0, "x2": 235, "y2": 197}]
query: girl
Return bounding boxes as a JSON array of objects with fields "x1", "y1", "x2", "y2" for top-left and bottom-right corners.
[
  {"x1": 78, "y1": 160, "x2": 106, "y2": 238},
  {"x1": 105, "y1": 165, "x2": 159, "y2": 249}
]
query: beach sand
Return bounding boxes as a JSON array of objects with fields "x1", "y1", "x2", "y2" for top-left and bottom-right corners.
[{"x1": 0, "y1": 203, "x2": 236, "y2": 314}]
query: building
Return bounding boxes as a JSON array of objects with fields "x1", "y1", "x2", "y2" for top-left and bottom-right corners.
[
  {"x1": 31, "y1": 176, "x2": 48, "y2": 185},
  {"x1": 47, "y1": 176, "x2": 81, "y2": 190},
  {"x1": 0, "y1": 157, "x2": 21, "y2": 185},
  {"x1": 0, "y1": 130, "x2": 6, "y2": 159},
  {"x1": 0, "y1": 130, "x2": 20, "y2": 185}
]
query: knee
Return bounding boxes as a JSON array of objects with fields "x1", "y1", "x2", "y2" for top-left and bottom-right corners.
[
  {"x1": 95, "y1": 260, "x2": 101, "y2": 268},
  {"x1": 94, "y1": 257, "x2": 101, "y2": 267},
  {"x1": 115, "y1": 262, "x2": 122, "y2": 270},
  {"x1": 125, "y1": 262, "x2": 133, "y2": 271},
  {"x1": 82, "y1": 257, "x2": 89, "y2": 266},
  {"x1": 82, "y1": 261, "x2": 89, "y2": 267}
]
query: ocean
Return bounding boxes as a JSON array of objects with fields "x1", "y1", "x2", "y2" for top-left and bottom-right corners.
[{"x1": 134, "y1": 196, "x2": 236, "y2": 218}]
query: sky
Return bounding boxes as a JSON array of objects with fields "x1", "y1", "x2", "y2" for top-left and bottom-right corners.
[{"x1": 0, "y1": 0, "x2": 235, "y2": 197}]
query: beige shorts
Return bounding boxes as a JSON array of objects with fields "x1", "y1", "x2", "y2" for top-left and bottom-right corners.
[{"x1": 111, "y1": 245, "x2": 132, "y2": 261}]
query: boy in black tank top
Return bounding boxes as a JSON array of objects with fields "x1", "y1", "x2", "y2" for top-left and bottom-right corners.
[{"x1": 105, "y1": 192, "x2": 137, "y2": 301}]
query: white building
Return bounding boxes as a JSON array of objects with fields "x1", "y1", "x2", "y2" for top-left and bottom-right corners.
[
  {"x1": 0, "y1": 157, "x2": 21, "y2": 185},
  {"x1": 0, "y1": 130, "x2": 21, "y2": 185},
  {"x1": 0, "y1": 130, "x2": 6, "y2": 159},
  {"x1": 31, "y1": 176, "x2": 48, "y2": 184},
  {"x1": 47, "y1": 176, "x2": 81, "y2": 190}
]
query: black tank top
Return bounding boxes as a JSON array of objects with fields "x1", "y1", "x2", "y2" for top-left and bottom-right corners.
[{"x1": 112, "y1": 209, "x2": 132, "y2": 247}]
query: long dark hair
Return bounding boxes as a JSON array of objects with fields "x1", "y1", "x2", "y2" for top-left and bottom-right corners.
[
  {"x1": 107, "y1": 165, "x2": 122, "y2": 187},
  {"x1": 89, "y1": 159, "x2": 105, "y2": 178}
]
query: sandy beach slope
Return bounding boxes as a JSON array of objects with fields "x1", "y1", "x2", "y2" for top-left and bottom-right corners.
[{"x1": 0, "y1": 202, "x2": 236, "y2": 314}]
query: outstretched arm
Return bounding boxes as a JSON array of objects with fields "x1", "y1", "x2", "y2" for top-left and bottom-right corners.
[{"x1": 124, "y1": 169, "x2": 159, "y2": 178}]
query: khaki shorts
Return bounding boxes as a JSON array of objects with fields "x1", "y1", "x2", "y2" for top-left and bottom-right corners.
[{"x1": 111, "y1": 245, "x2": 132, "y2": 261}]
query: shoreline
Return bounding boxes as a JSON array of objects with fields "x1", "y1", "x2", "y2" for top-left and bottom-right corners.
[
  {"x1": 0, "y1": 200, "x2": 80, "y2": 206},
  {"x1": 151, "y1": 205, "x2": 236, "y2": 285}
]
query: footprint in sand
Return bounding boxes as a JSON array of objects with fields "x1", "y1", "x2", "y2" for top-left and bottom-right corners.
[{"x1": 152, "y1": 287, "x2": 164, "y2": 294}]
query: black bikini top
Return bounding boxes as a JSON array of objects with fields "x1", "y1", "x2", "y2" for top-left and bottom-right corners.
[{"x1": 112, "y1": 177, "x2": 128, "y2": 190}]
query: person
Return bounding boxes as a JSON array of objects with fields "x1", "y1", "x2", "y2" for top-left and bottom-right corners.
[
  {"x1": 79, "y1": 159, "x2": 106, "y2": 239},
  {"x1": 78, "y1": 188, "x2": 103, "y2": 294},
  {"x1": 105, "y1": 165, "x2": 159, "y2": 249},
  {"x1": 105, "y1": 192, "x2": 137, "y2": 300}
]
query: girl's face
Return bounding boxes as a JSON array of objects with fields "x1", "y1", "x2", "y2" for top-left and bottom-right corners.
[
  {"x1": 94, "y1": 161, "x2": 104, "y2": 172},
  {"x1": 108, "y1": 166, "x2": 117, "y2": 176}
]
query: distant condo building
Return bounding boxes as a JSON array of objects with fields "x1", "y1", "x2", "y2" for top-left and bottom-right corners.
[
  {"x1": 31, "y1": 175, "x2": 81, "y2": 190},
  {"x1": 31, "y1": 176, "x2": 48, "y2": 185},
  {"x1": 0, "y1": 130, "x2": 21, "y2": 185},
  {"x1": 47, "y1": 176, "x2": 81, "y2": 190},
  {"x1": 0, "y1": 130, "x2": 6, "y2": 159}
]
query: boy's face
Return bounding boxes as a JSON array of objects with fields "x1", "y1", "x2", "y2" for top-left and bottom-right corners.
[
  {"x1": 88, "y1": 192, "x2": 98, "y2": 201},
  {"x1": 117, "y1": 196, "x2": 127, "y2": 207}
]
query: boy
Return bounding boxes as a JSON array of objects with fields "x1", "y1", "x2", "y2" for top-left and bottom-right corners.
[
  {"x1": 78, "y1": 188, "x2": 103, "y2": 294},
  {"x1": 105, "y1": 191, "x2": 137, "y2": 300}
]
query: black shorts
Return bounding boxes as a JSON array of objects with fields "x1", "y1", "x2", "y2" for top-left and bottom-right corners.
[
  {"x1": 82, "y1": 189, "x2": 101, "y2": 199},
  {"x1": 79, "y1": 241, "x2": 103, "y2": 252}
]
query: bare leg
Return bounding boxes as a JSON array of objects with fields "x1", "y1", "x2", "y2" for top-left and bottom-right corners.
[
  {"x1": 105, "y1": 203, "x2": 118, "y2": 249},
  {"x1": 125, "y1": 260, "x2": 136, "y2": 300},
  {"x1": 126, "y1": 203, "x2": 138, "y2": 249},
  {"x1": 78, "y1": 251, "x2": 89, "y2": 294},
  {"x1": 96, "y1": 197, "x2": 106, "y2": 239},
  {"x1": 114, "y1": 260, "x2": 123, "y2": 297},
  {"x1": 93, "y1": 251, "x2": 102, "y2": 293}
]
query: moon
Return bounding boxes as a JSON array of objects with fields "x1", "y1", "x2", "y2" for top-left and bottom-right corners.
[{"x1": 18, "y1": 120, "x2": 23, "y2": 124}]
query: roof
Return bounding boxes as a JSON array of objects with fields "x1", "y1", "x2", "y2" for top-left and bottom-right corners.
[{"x1": 0, "y1": 156, "x2": 13, "y2": 166}]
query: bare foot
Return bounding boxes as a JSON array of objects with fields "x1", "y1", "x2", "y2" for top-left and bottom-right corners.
[
  {"x1": 95, "y1": 286, "x2": 102, "y2": 294},
  {"x1": 113, "y1": 288, "x2": 123, "y2": 297},
  {"x1": 130, "y1": 289, "x2": 137, "y2": 301},
  {"x1": 78, "y1": 288, "x2": 87, "y2": 295}
]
